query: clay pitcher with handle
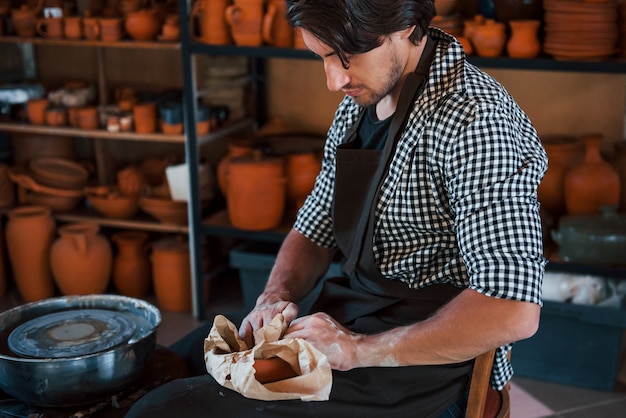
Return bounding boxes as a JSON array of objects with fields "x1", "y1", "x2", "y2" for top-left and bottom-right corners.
[
  {"x1": 190, "y1": 0, "x2": 232, "y2": 45},
  {"x1": 11, "y1": 0, "x2": 44, "y2": 37},
  {"x1": 224, "y1": 0, "x2": 264, "y2": 46},
  {"x1": 262, "y1": 0, "x2": 293, "y2": 48}
]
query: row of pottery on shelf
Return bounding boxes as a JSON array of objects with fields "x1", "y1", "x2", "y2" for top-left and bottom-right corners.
[
  {"x1": 461, "y1": 15, "x2": 541, "y2": 59},
  {"x1": 4, "y1": 206, "x2": 192, "y2": 312},
  {"x1": 190, "y1": 0, "x2": 304, "y2": 48},
  {"x1": 217, "y1": 139, "x2": 322, "y2": 231},
  {"x1": 538, "y1": 133, "x2": 622, "y2": 219}
]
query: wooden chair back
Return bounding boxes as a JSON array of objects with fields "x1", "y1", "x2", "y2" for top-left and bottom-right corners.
[{"x1": 465, "y1": 349, "x2": 510, "y2": 418}]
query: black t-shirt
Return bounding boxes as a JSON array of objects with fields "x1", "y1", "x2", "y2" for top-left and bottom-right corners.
[{"x1": 356, "y1": 106, "x2": 392, "y2": 150}]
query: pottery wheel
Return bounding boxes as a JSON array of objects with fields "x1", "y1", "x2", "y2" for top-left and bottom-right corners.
[{"x1": 7, "y1": 309, "x2": 136, "y2": 359}]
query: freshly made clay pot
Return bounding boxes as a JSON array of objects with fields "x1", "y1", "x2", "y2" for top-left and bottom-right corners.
[
  {"x1": 190, "y1": 0, "x2": 232, "y2": 45},
  {"x1": 151, "y1": 236, "x2": 192, "y2": 312},
  {"x1": 262, "y1": 0, "x2": 293, "y2": 48},
  {"x1": 226, "y1": 151, "x2": 286, "y2": 230},
  {"x1": 111, "y1": 230, "x2": 151, "y2": 298},
  {"x1": 537, "y1": 135, "x2": 584, "y2": 218},
  {"x1": 125, "y1": 8, "x2": 161, "y2": 41},
  {"x1": 50, "y1": 223, "x2": 112, "y2": 295},
  {"x1": 564, "y1": 133, "x2": 621, "y2": 215},
  {"x1": 253, "y1": 357, "x2": 298, "y2": 384},
  {"x1": 224, "y1": 0, "x2": 264, "y2": 47},
  {"x1": 5, "y1": 206, "x2": 56, "y2": 302},
  {"x1": 507, "y1": 19, "x2": 541, "y2": 59}
]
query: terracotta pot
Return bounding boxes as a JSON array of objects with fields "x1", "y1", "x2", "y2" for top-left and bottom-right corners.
[
  {"x1": 227, "y1": 151, "x2": 286, "y2": 230},
  {"x1": 217, "y1": 138, "x2": 254, "y2": 195},
  {"x1": 285, "y1": 151, "x2": 320, "y2": 213},
  {"x1": 225, "y1": 0, "x2": 264, "y2": 47},
  {"x1": 190, "y1": 0, "x2": 232, "y2": 45},
  {"x1": 151, "y1": 236, "x2": 191, "y2": 312},
  {"x1": 507, "y1": 19, "x2": 541, "y2": 59},
  {"x1": 133, "y1": 102, "x2": 157, "y2": 133},
  {"x1": 564, "y1": 133, "x2": 621, "y2": 215},
  {"x1": 45, "y1": 106, "x2": 67, "y2": 126},
  {"x1": 11, "y1": 5, "x2": 39, "y2": 37},
  {"x1": 82, "y1": 16, "x2": 100, "y2": 40},
  {"x1": 111, "y1": 230, "x2": 151, "y2": 298},
  {"x1": 537, "y1": 135, "x2": 584, "y2": 218},
  {"x1": 99, "y1": 17, "x2": 124, "y2": 41},
  {"x1": 85, "y1": 185, "x2": 140, "y2": 218},
  {"x1": 262, "y1": 0, "x2": 293, "y2": 48},
  {"x1": 36, "y1": 16, "x2": 63, "y2": 38},
  {"x1": 125, "y1": 8, "x2": 161, "y2": 41},
  {"x1": 253, "y1": 357, "x2": 298, "y2": 383},
  {"x1": 77, "y1": 106, "x2": 99, "y2": 129},
  {"x1": 26, "y1": 98, "x2": 49, "y2": 125},
  {"x1": 117, "y1": 164, "x2": 147, "y2": 197},
  {"x1": 613, "y1": 142, "x2": 626, "y2": 212},
  {"x1": 63, "y1": 16, "x2": 83, "y2": 39},
  {"x1": 50, "y1": 223, "x2": 112, "y2": 295},
  {"x1": 5, "y1": 206, "x2": 56, "y2": 302},
  {"x1": 472, "y1": 19, "x2": 507, "y2": 58}
]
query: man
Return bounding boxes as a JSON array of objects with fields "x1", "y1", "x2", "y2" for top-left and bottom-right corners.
[{"x1": 128, "y1": 1, "x2": 547, "y2": 416}]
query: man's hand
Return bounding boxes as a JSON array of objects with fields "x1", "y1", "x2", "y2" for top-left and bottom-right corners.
[
  {"x1": 238, "y1": 298, "x2": 299, "y2": 347},
  {"x1": 284, "y1": 312, "x2": 365, "y2": 370}
]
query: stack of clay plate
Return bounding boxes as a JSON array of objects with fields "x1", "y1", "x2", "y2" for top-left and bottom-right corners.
[{"x1": 543, "y1": 0, "x2": 620, "y2": 61}]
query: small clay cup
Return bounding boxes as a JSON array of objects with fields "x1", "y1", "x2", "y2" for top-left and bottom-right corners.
[
  {"x1": 63, "y1": 16, "x2": 83, "y2": 39},
  {"x1": 133, "y1": 102, "x2": 157, "y2": 133},
  {"x1": 76, "y1": 106, "x2": 99, "y2": 130},
  {"x1": 45, "y1": 107, "x2": 67, "y2": 127},
  {"x1": 36, "y1": 17, "x2": 64, "y2": 39},
  {"x1": 26, "y1": 98, "x2": 50, "y2": 125}
]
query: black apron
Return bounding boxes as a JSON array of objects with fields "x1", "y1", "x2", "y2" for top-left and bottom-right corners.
[{"x1": 126, "y1": 37, "x2": 472, "y2": 418}]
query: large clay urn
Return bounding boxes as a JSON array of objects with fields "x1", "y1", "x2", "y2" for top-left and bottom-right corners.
[
  {"x1": 564, "y1": 134, "x2": 621, "y2": 215},
  {"x1": 125, "y1": 8, "x2": 161, "y2": 41},
  {"x1": 151, "y1": 236, "x2": 191, "y2": 312},
  {"x1": 537, "y1": 135, "x2": 584, "y2": 218},
  {"x1": 227, "y1": 151, "x2": 286, "y2": 230},
  {"x1": 224, "y1": 0, "x2": 264, "y2": 46},
  {"x1": 190, "y1": 0, "x2": 232, "y2": 45},
  {"x1": 506, "y1": 19, "x2": 541, "y2": 59},
  {"x1": 5, "y1": 206, "x2": 56, "y2": 302},
  {"x1": 262, "y1": 0, "x2": 293, "y2": 48},
  {"x1": 111, "y1": 230, "x2": 151, "y2": 298},
  {"x1": 50, "y1": 223, "x2": 112, "y2": 295}
]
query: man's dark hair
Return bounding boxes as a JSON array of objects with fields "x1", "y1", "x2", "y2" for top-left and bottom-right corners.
[{"x1": 286, "y1": 0, "x2": 435, "y2": 67}]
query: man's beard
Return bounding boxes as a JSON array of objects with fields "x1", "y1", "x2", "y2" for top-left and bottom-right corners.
[{"x1": 351, "y1": 49, "x2": 404, "y2": 108}]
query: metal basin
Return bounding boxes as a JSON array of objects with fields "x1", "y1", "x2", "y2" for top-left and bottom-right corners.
[{"x1": 0, "y1": 294, "x2": 161, "y2": 407}]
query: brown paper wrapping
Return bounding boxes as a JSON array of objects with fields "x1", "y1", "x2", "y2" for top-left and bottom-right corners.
[{"x1": 204, "y1": 314, "x2": 332, "y2": 401}]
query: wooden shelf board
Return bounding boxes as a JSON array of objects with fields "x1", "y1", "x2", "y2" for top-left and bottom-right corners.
[{"x1": 0, "y1": 36, "x2": 180, "y2": 50}]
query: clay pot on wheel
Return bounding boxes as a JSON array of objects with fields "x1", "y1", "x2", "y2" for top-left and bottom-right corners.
[{"x1": 50, "y1": 223, "x2": 112, "y2": 295}]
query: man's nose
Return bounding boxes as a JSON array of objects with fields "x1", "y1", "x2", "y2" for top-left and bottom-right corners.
[{"x1": 324, "y1": 60, "x2": 350, "y2": 92}]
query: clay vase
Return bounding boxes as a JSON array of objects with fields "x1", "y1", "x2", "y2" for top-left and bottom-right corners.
[
  {"x1": 227, "y1": 151, "x2": 286, "y2": 230},
  {"x1": 125, "y1": 8, "x2": 161, "y2": 41},
  {"x1": 612, "y1": 142, "x2": 626, "y2": 212},
  {"x1": 538, "y1": 136, "x2": 584, "y2": 218},
  {"x1": 191, "y1": 0, "x2": 232, "y2": 45},
  {"x1": 262, "y1": 0, "x2": 293, "y2": 48},
  {"x1": 224, "y1": 0, "x2": 264, "y2": 47},
  {"x1": 285, "y1": 151, "x2": 321, "y2": 215},
  {"x1": 151, "y1": 236, "x2": 191, "y2": 312},
  {"x1": 133, "y1": 102, "x2": 157, "y2": 133},
  {"x1": 472, "y1": 19, "x2": 507, "y2": 58},
  {"x1": 5, "y1": 206, "x2": 56, "y2": 302},
  {"x1": 111, "y1": 230, "x2": 151, "y2": 298},
  {"x1": 99, "y1": 17, "x2": 123, "y2": 42},
  {"x1": 217, "y1": 138, "x2": 254, "y2": 195},
  {"x1": 507, "y1": 19, "x2": 541, "y2": 59},
  {"x1": 564, "y1": 134, "x2": 621, "y2": 215},
  {"x1": 50, "y1": 223, "x2": 112, "y2": 295}
]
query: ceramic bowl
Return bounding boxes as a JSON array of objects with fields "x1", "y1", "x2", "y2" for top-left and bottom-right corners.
[
  {"x1": 139, "y1": 197, "x2": 188, "y2": 225},
  {"x1": 85, "y1": 185, "x2": 140, "y2": 219},
  {"x1": 29, "y1": 157, "x2": 89, "y2": 190}
]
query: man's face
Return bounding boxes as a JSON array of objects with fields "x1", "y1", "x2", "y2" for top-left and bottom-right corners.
[{"x1": 302, "y1": 30, "x2": 405, "y2": 107}]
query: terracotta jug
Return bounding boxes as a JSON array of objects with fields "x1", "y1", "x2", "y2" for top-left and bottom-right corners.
[
  {"x1": 11, "y1": 0, "x2": 44, "y2": 37},
  {"x1": 190, "y1": 0, "x2": 232, "y2": 45},
  {"x1": 285, "y1": 151, "x2": 321, "y2": 214},
  {"x1": 26, "y1": 98, "x2": 49, "y2": 125},
  {"x1": 5, "y1": 206, "x2": 56, "y2": 302},
  {"x1": 82, "y1": 15, "x2": 100, "y2": 40},
  {"x1": 36, "y1": 16, "x2": 63, "y2": 38},
  {"x1": 224, "y1": 0, "x2": 264, "y2": 47},
  {"x1": 111, "y1": 230, "x2": 151, "y2": 298},
  {"x1": 63, "y1": 16, "x2": 84, "y2": 39},
  {"x1": 125, "y1": 8, "x2": 161, "y2": 41},
  {"x1": 537, "y1": 136, "x2": 584, "y2": 218},
  {"x1": 564, "y1": 134, "x2": 621, "y2": 215},
  {"x1": 471, "y1": 19, "x2": 507, "y2": 58},
  {"x1": 217, "y1": 138, "x2": 254, "y2": 195},
  {"x1": 262, "y1": 0, "x2": 293, "y2": 48},
  {"x1": 612, "y1": 142, "x2": 626, "y2": 212},
  {"x1": 227, "y1": 151, "x2": 286, "y2": 230},
  {"x1": 507, "y1": 19, "x2": 541, "y2": 59},
  {"x1": 50, "y1": 223, "x2": 112, "y2": 295},
  {"x1": 151, "y1": 236, "x2": 191, "y2": 312}
]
